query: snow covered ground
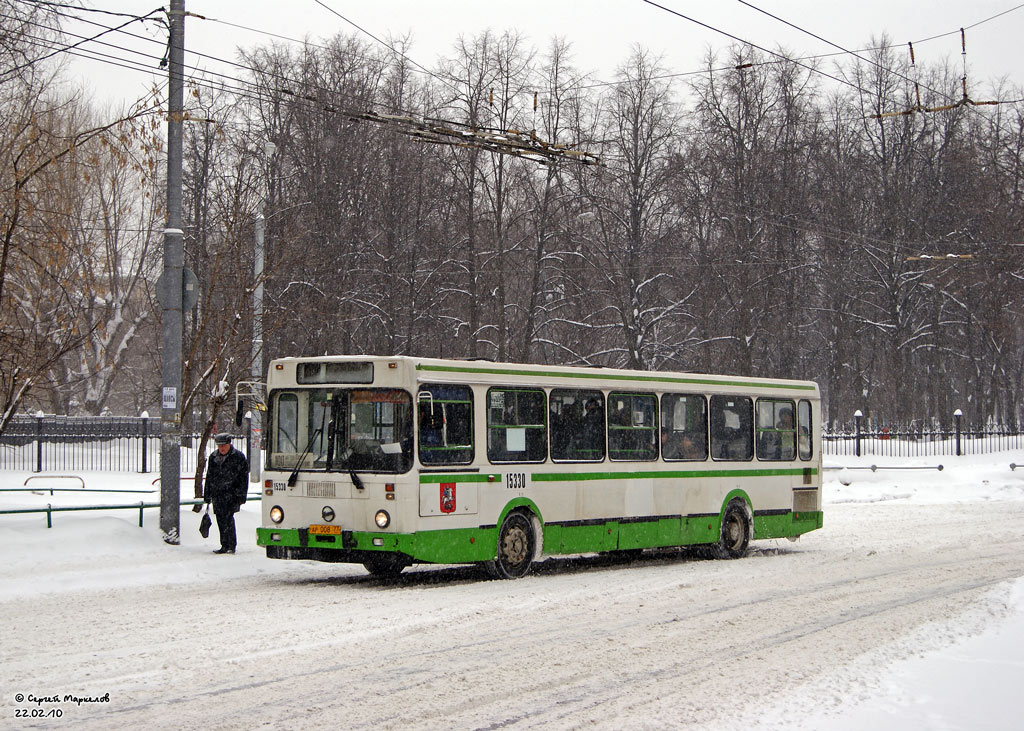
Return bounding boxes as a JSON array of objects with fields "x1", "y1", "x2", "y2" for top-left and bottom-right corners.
[
  {"x1": 749, "y1": 453, "x2": 1024, "y2": 731},
  {"x1": 1, "y1": 450, "x2": 1023, "y2": 729}
]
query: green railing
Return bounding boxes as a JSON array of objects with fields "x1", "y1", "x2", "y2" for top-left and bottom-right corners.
[
  {"x1": 0, "y1": 495, "x2": 262, "y2": 528},
  {"x1": 0, "y1": 487, "x2": 154, "y2": 495}
]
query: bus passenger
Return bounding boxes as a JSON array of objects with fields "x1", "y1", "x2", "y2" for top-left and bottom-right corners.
[
  {"x1": 778, "y1": 408, "x2": 795, "y2": 460},
  {"x1": 663, "y1": 431, "x2": 703, "y2": 460},
  {"x1": 680, "y1": 433, "x2": 703, "y2": 459},
  {"x1": 582, "y1": 398, "x2": 604, "y2": 453}
]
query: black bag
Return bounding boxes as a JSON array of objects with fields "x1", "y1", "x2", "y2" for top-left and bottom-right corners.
[{"x1": 199, "y1": 508, "x2": 212, "y2": 538}]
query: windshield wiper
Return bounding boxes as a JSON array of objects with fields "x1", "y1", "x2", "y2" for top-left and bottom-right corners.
[
  {"x1": 286, "y1": 426, "x2": 321, "y2": 487},
  {"x1": 334, "y1": 448, "x2": 365, "y2": 491},
  {"x1": 287, "y1": 401, "x2": 330, "y2": 486}
]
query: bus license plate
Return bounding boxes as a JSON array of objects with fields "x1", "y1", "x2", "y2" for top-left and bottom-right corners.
[{"x1": 309, "y1": 524, "x2": 341, "y2": 535}]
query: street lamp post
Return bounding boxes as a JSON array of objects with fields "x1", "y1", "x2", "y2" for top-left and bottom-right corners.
[
  {"x1": 250, "y1": 213, "x2": 264, "y2": 483},
  {"x1": 854, "y1": 409, "x2": 863, "y2": 457},
  {"x1": 953, "y1": 408, "x2": 963, "y2": 457}
]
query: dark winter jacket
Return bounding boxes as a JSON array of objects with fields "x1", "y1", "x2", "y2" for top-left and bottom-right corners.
[{"x1": 204, "y1": 445, "x2": 249, "y2": 509}]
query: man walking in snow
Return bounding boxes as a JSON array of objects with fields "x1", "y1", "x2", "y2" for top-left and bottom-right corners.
[{"x1": 204, "y1": 433, "x2": 249, "y2": 554}]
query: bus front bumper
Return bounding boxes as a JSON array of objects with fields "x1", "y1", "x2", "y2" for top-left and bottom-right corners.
[{"x1": 256, "y1": 525, "x2": 497, "y2": 564}]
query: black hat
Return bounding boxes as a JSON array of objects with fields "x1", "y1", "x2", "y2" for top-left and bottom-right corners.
[{"x1": 214, "y1": 433, "x2": 232, "y2": 445}]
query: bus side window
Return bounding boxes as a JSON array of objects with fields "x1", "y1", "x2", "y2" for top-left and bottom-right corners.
[
  {"x1": 487, "y1": 388, "x2": 547, "y2": 463},
  {"x1": 417, "y1": 384, "x2": 473, "y2": 465},
  {"x1": 550, "y1": 389, "x2": 605, "y2": 462},
  {"x1": 755, "y1": 398, "x2": 796, "y2": 461},
  {"x1": 710, "y1": 395, "x2": 753, "y2": 461},
  {"x1": 660, "y1": 393, "x2": 707, "y2": 461},
  {"x1": 798, "y1": 399, "x2": 813, "y2": 460},
  {"x1": 608, "y1": 392, "x2": 658, "y2": 461}
]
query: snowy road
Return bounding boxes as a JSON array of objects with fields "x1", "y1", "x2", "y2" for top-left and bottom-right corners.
[{"x1": 5, "y1": 499, "x2": 1024, "y2": 730}]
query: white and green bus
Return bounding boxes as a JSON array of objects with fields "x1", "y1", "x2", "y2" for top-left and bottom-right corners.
[{"x1": 255, "y1": 355, "x2": 822, "y2": 578}]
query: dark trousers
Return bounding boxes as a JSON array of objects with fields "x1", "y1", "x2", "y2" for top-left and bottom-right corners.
[{"x1": 214, "y1": 503, "x2": 237, "y2": 551}]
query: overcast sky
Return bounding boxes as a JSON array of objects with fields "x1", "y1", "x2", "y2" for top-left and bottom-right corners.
[{"x1": 63, "y1": 1, "x2": 1024, "y2": 108}]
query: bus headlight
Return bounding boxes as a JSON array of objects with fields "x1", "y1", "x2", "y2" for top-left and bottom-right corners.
[
  {"x1": 322, "y1": 506, "x2": 336, "y2": 522},
  {"x1": 270, "y1": 506, "x2": 284, "y2": 524},
  {"x1": 374, "y1": 510, "x2": 390, "y2": 529}
]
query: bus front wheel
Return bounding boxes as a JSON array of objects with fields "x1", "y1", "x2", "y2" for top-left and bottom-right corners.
[
  {"x1": 487, "y1": 512, "x2": 536, "y2": 579},
  {"x1": 712, "y1": 499, "x2": 753, "y2": 559}
]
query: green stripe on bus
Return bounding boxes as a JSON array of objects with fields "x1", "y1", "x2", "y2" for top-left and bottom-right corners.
[
  {"x1": 531, "y1": 468, "x2": 817, "y2": 482},
  {"x1": 419, "y1": 473, "x2": 502, "y2": 484},
  {"x1": 755, "y1": 510, "x2": 824, "y2": 539},
  {"x1": 416, "y1": 363, "x2": 816, "y2": 391},
  {"x1": 257, "y1": 508, "x2": 823, "y2": 562},
  {"x1": 418, "y1": 468, "x2": 815, "y2": 484},
  {"x1": 256, "y1": 526, "x2": 497, "y2": 563}
]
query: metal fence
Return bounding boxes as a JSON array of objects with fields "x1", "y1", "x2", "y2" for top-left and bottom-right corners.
[
  {"x1": 822, "y1": 423, "x2": 1024, "y2": 458},
  {"x1": 0, "y1": 415, "x2": 249, "y2": 473}
]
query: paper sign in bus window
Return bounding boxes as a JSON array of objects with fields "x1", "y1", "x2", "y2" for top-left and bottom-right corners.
[
  {"x1": 672, "y1": 400, "x2": 688, "y2": 430},
  {"x1": 506, "y1": 427, "x2": 526, "y2": 452}
]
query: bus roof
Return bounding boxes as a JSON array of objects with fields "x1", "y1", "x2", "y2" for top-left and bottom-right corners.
[{"x1": 268, "y1": 355, "x2": 819, "y2": 396}]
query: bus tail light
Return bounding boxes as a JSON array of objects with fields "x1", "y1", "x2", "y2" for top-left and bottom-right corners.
[{"x1": 386, "y1": 483, "x2": 395, "y2": 500}]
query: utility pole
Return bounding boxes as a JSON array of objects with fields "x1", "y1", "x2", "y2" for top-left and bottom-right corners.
[{"x1": 160, "y1": 0, "x2": 185, "y2": 544}]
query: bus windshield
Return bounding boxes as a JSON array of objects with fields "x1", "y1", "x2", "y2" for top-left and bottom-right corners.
[{"x1": 268, "y1": 388, "x2": 413, "y2": 473}]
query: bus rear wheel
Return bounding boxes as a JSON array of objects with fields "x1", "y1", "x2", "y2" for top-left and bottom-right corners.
[
  {"x1": 487, "y1": 512, "x2": 536, "y2": 579},
  {"x1": 712, "y1": 499, "x2": 753, "y2": 559}
]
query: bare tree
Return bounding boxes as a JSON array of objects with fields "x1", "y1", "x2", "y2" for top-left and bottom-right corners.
[
  {"x1": 42, "y1": 110, "x2": 164, "y2": 415},
  {"x1": 584, "y1": 47, "x2": 682, "y2": 370},
  {"x1": 687, "y1": 46, "x2": 820, "y2": 378},
  {"x1": 0, "y1": 1, "x2": 160, "y2": 431},
  {"x1": 178, "y1": 82, "x2": 271, "y2": 492},
  {"x1": 516, "y1": 37, "x2": 590, "y2": 364},
  {"x1": 435, "y1": 31, "x2": 503, "y2": 358}
]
